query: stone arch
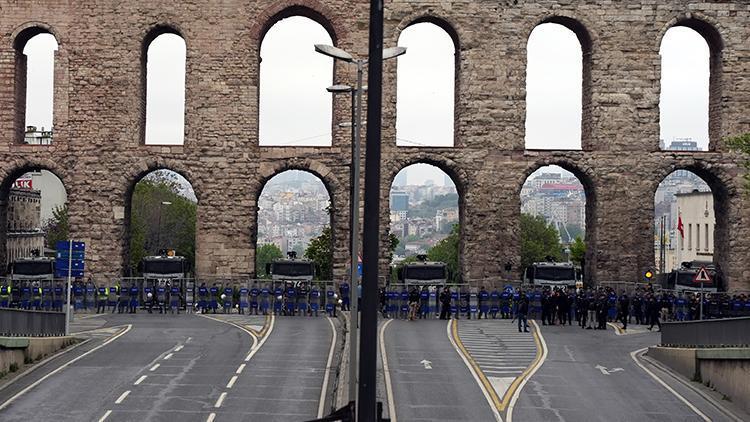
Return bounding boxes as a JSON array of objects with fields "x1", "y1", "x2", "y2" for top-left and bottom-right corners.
[
  {"x1": 251, "y1": 2, "x2": 341, "y2": 45},
  {"x1": 519, "y1": 158, "x2": 597, "y2": 285},
  {"x1": 657, "y1": 15, "x2": 724, "y2": 151},
  {"x1": 253, "y1": 160, "x2": 339, "y2": 278},
  {"x1": 121, "y1": 162, "x2": 200, "y2": 276},
  {"x1": 140, "y1": 25, "x2": 187, "y2": 145},
  {"x1": 0, "y1": 159, "x2": 68, "y2": 274},
  {"x1": 650, "y1": 160, "x2": 734, "y2": 287},
  {"x1": 386, "y1": 155, "x2": 466, "y2": 281},
  {"x1": 524, "y1": 15, "x2": 593, "y2": 150}
]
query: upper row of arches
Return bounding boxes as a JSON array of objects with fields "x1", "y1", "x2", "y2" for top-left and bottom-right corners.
[{"x1": 11, "y1": 12, "x2": 723, "y2": 151}]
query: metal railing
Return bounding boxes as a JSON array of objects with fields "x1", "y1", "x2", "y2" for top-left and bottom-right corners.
[
  {"x1": 660, "y1": 316, "x2": 750, "y2": 348},
  {"x1": 0, "y1": 308, "x2": 66, "y2": 337}
]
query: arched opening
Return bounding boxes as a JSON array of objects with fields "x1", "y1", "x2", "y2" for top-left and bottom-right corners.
[
  {"x1": 525, "y1": 22, "x2": 583, "y2": 150},
  {"x1": 659, "y1": 26, "x2": 711, "y2": 151},
  {"x1": 15, "y1": 29, "x2": 58, "y2": 145},
  {"x1": 520, "y1": 165, "x2": 591, "y2": 284},
  {"x1": 396, "y1": 21, "x2": 456, "y2": 147},
  {"x1": 0, "y1": 169, "x2": 67, "y2": 274},
  {"x1": 654, "y1": 169, "x2": 724, "y2": 291},
  {"x1": 126, "y1": 170, "x2": 197, "y2": 276},
  {"x1": 389, "y1": 163, "x2": 460, "y2": 281},
  {"x1": 144, "y1": 30, "x2": 186, "y2": 145},
  {"x1": 259, "y1": 16, "x2": 334, "y2": 146},
  {"x1": 256, "y1": 170, "x2": 332, "y2": 279}
]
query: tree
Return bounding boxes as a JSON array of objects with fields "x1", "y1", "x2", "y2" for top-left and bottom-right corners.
[
  {"x1": 520, "y1": 213, "x2": 562, "y2": 272},
  {"x1": 387, "y1": 232, "x2": 399, "y2": 264},
  {"x1": 305, "y1": 226, "x2": 332, "y2": 280},
  {"x1": 570, "y1": 236, "x2": 586, "y2": 268},
  {"x1": 256, "y1": 243, "x2": 283, "y2": 278},
  {"x1": 427, "y1": 224, "x2": 459, "y2": 283},
  {"x1": 727, "y1": 133, "x2": 750, "y2": 191},
  {"x1": 43, "y1": 204, "x2": 69, "y2": 249}
]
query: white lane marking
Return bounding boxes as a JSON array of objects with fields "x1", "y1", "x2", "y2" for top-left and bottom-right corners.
[
  {"x1": 380, "y1": 319, "x2": 398, "y2": 422},
  {"x1": 164, "y1": 353, "x2": 174, "y2": 360},
  {"x1": 630, "y1": 347, "x2": 711, "y2": 421},
  {"x1": 226, "y1": 375, "x2": 238, "y2": 389},
  {"x1": 98, "y1": 410, "x2": 112, "y2": 422},
  {"x1": 174, "y1": 345, "x2": 184, "y2": 352},
  {"x1": 134, "y1": 375, "x2": 147, "y2": 385},
  {"x1": 236, "y1": 364, "x2": 246, "y2": 374},
  {"x1": 0, "y1": 325, "x2": 133, "y2": 411},
  {"x1": 317, "y1": 317, "x2": 338, "y2": 418},
  {"x1": 507, "y1": 320, "x2": 548, "y2": 422},
  {"x1": 150, "y1": 364, "x2": 160, "y2": 372},
  {"x1": 115, "y1": 390, "x2": 130, "y2": 404},
  {"x1": 447, "y1": 320, "x2": 502, "y2": 422},
  {"x1": 420, "y1": 359, "x2": 433, "y2": 369},
  {"x1": 206, "y1": 413, "x2": 216, "y2": 422},
  {"x1": 187, "y1": 337, "x2": 193, "y2": 343},
  {"x1": 214, "y1": 392, "x2": 227, "y2": 408}
]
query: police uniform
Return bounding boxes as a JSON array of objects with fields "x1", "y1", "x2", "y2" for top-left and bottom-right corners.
[
  {"x1": 96, "y1": 286, "x2": 108, "y2": 313},
  {"x1": 171, "y1": 285, "x2": 181, "y2": 313}
]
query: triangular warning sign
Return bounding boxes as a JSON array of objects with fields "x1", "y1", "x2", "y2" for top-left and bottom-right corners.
[{"x1": 693, "y1": 266, "x2": 712, "y2": 283}]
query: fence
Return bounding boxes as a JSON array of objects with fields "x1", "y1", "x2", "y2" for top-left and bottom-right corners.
[
  {"x1": 0, "y1": 308, "x2": 66, "y2": 337},
  {"x1": 660, "y1": 316, "x2": 750, "y2": 348}
]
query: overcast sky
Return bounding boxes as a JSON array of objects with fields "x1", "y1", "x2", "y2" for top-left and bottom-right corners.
[{"x1": 23, "y1": 20, "x2": 709, "y2": 186}]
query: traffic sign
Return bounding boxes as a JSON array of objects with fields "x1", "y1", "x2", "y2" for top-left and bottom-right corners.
[
  {"x1": 55, "y1": 240, "x2": 86, "y2": 278},
  {"x1": 693, "y1": 266, "x2": 712, "y2": 283}
]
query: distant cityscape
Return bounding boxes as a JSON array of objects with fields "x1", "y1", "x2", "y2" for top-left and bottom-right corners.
[{"x1": 257, "y1": 170, "x2": 331, "y2": 256}]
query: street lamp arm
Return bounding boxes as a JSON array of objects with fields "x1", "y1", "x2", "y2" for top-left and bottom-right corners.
[{"x1": 314, "y1": 44, "x2": 354, "y2": 62}]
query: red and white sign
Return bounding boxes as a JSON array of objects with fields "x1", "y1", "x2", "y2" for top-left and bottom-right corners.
[
  {"x1": 693, "y1": 266, "x2": 712, "y2": 284},
  {"x1": 12, "y1": 178, "x2": 32, "y2": 189}
]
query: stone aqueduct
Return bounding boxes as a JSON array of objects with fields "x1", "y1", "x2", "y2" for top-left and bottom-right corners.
[{"x1": 0, "y1": 1, "x2": 748, "y2": 289}]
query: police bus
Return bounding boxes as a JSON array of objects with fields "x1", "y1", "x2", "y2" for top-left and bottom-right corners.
[
  {"x1": 8, "y1": 257, "x2": 55, "y2": 308},
  {"x1": 523, "y1": 262, "x2": 579, "y2": 288},
  {"x1": 397, "y1": 258, "x2": 448, "y2": 285},
  {"x1": 665, "y1": 261, "x2": 722, "y2": 293},
  {"x1": 139, "y1": 252, "x2": 191, "y2": 310},
  {"x1": 266, "y1": 252, "x2": 315, "y2": 282}
]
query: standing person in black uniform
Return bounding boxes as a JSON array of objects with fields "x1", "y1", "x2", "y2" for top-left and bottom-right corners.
[
  {"x1": 632, "y1": 293, "x2": 643, "y2": 325},
  {"x1": 647, "y1": 295, "x2": 661, "y2": 331},
  {"x1": 439, "y1": 287, "x2": 452, "y2": 320},
  {"x1": 517, "y1": 290, "x2": 530, "y2": 333},
  {"x1": 578, "y1": 291, "x2": 589, "y2": 329},
  {"x1": 617, "y1": 291, "x2": 630, "y2": 330},
  {"x1": 557, "y1": 291, "x2": 569, "y2": 326},
  {"x1": 597, "y1": 293, "x2": 608, "y2": 330},
  {"x1": 540, "y1": 290, "x2": 550, "y2": 325}
]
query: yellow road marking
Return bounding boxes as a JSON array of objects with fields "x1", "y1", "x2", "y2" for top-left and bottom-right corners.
[{"x1": 451, "y1": 319, "x2": 544, "y2": 412}]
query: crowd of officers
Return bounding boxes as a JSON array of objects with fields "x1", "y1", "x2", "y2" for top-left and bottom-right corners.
[{"x1": 382, "y1": 284, "x2": 750, "y2": 331}]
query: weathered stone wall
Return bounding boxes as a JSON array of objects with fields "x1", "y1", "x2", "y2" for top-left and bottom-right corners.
[{"x1": 0, "y1": 1, "x2": 748, "y2": 289}]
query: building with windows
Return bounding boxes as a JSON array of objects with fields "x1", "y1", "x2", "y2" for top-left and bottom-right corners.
[
  {"x1": 390, "y1": 191, "x2": 409, "y2": 212},
  {"x1": 661, "y1": 191, "x2": 714, "y2": 270},
  {"x1": 5, "y1": 188, "x2": 45, "y2": 269}
]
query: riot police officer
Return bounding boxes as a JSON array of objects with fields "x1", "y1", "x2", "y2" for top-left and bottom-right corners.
[
  {"x1": 129, "y1": 283, "x2": 139, "y2": 313},
  {"x1": 198, "y1": 282, "x2": 209, "y2": 313},
  {"x1": 477, "y1": 286, "x2": 489, "y2": 320},
  {"x1": 209, "y1": 283, "x2": 219, "y2": 313},
  {"x1": 170, "y1": 283, "x2": 181, "y2": 314},
  {"x1": 96, "y1": 284, "x2": 108, "y2": 313},
  {"x1": 223, "y1": 284, "x2": 234, "y2": 313},
  {"x1": 0, "y1": 281, "x2": 10, "y2": 308},
  {"x1": 156, "y1": 283, "x2": 167, "y2": 314},
  {"x1": 143, "y1": 284, "x2": 154, "y2": 313}
]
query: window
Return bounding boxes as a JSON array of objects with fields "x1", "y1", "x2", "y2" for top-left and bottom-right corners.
[
  {"x1": 396, "y1": 22, "x2": 455, "y2": 147},
  {"x1": 705, "y1": 223, "x2": 710, "y2": 251},
  {"x1": 144, "y1": 32, "x2": 186, "y2": 145},
  {"x1": 696, "y1": 224, "x2": 700, "y2": 252},
  {"x1": 688, "y1": 223, "x2": 692, "y2": 250}
]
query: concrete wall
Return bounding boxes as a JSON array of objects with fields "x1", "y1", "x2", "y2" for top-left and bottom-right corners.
[
  {"x1": 649, "y1": 346, "x2": 750, "y2": 414},
  {"x1": 0, "y1": 1, "x2": 748, "y2": 287},
  {"x1": 0, "y1": 336, "x2": 77, "y2": 374}
]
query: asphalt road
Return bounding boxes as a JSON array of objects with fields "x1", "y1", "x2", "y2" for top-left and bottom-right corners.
[
  {"x1": 0, "y1": 312, "x2": 338, "y2": 422},
  {"x1": 512, "y1": 323, "x2": 731, "y2": 422},
  {"x1": 380, "y1": 319, "x2": 498, "y2": 421}
]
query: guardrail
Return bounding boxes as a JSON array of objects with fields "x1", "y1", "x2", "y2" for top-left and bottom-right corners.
[
  {"x1": 0, "y1": 308, "x2": 66, "y2": 337},
  {"x1": 660, "y1": 316, "x2": 750, "y2": 348}
]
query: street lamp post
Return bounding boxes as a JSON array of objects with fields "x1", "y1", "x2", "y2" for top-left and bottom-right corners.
[
  {"x1": 316, "y1": 43, "x2": 405, "y2": 416},
  {"x1": 156, "y1": 201, "x2": 172, "y2": 253}
]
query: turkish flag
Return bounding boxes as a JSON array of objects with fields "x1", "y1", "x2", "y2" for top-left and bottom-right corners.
[{"x1": 677, "y1": 214, "x2": 684, "y2": 238}]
